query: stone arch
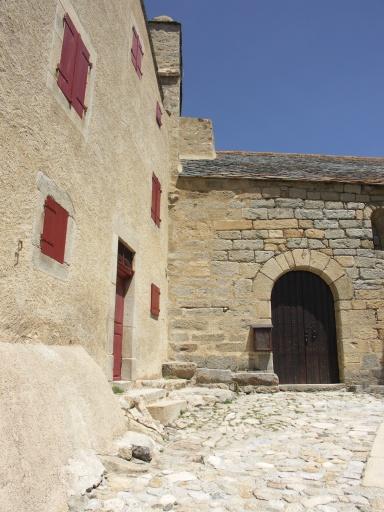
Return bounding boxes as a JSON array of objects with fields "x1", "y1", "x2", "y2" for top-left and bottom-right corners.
[{"x1": 253, "y1": 249, "x2": 354, "y2": 382}]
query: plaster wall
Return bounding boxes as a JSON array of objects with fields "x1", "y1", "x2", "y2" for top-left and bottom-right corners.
[
  {"x1": 0, "y1": 344, "x2": 126, "y2": 512},
  {"x1": 0, "y1": 0, "x2": 173, "y2": 379},
  {"x1": 169, "y1": 177, "x2": 384, "y2": 384}
]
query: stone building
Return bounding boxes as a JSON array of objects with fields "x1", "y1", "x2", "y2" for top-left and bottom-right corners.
[
  {"x1": 0, "y1": 0, "x2": 183, "y2": 383},
  {"x1": 169, "y1": 151, "x2": 384, "y2": 386}
]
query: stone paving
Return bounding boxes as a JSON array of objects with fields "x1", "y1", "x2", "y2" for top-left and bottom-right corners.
[{"x1": 90, "y1": 391, "x2": 384, "y2": 511}]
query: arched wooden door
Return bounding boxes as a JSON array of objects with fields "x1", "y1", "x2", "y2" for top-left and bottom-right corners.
[{"x1": 271, "y1": 271, "x2": 339, "y2": 384}]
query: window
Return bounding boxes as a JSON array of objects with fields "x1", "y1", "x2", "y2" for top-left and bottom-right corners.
[
  {"x1": 40, "y1": 196, "x2": 69, "y2": 263},
  {"x1": 150, "y1": 284, "x2": 160, "y2": 318},
  {"x1": 57, "y1": 14, "x2": 92, "y2": 118},
  {"x1": 372, "y1": 209, "x2": 384, "y2": 250},
  {"x1": 131, "y1": 27, "x2": 144, "y2": 78},
  {"x1": 151, "y1": 174, "x2": 162, "y2": 227},
  {"x1": 156, "y1": 101, "x2": 162, "y2": 127}
]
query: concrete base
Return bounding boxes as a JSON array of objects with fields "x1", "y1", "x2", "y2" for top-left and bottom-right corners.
[
  {"x1": 363, "y1": 423, "x2": 384, "y2": 488},
  {"x1": 147, "y1": 399, "x2": 188, "y2": 425}
]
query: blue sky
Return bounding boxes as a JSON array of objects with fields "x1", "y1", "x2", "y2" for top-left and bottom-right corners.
[{"x1": 145, "y1": 0, "x2": 384, "y2": 157}]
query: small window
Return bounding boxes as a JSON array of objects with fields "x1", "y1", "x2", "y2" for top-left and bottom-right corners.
[
  {"x1": 372, "y1": 209, "x2": 384, "y2": 250},
  {"x1": 131, "y1": 27, "x2": 144, "y2": 78},
  {"x1": 40, "y1": 196, "x2": 69, "y2": 263},
  {"x1": 156, "y1": 101, "x2": 162, "y2": 127},
  {"x1": 150, "y1": 283, "x2": 160, "y2": 318},
  {"x1": 57, "y1": 14, "x2": 92, "y2": 118},
  {"x1": 151, "y1": 174, "x2": 162, "y2": 227}
]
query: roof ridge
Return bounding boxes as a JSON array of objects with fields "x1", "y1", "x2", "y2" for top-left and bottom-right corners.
[{"x1": 216, "y1": 150, "x2": 384, "y2": 161}]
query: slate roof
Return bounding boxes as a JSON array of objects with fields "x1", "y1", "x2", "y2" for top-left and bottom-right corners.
[{"x1": 180, "y1": 151, "x2": 384, "y2": 185}]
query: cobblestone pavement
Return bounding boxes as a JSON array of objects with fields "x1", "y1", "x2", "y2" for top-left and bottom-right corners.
[{"x1": 94, "y1": 391, "x2": 384, "y2": 511}]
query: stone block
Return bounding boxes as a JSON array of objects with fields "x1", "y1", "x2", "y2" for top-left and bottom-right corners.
[
  {"x1": 329, "y1": 239, "x2": 361, "y2": 249},
  {"x1": 323, "y1": 259, "x2": 345, "y2": 283},
  {"x1": 340, "y1": 220, "x2": 363, "y2": 228},
  {"x1": 287, "y1": 238, "x2": 309, "y2": 249},
  {"x1": 255, "y1": 300, "x2": 271, "y2": 318},
  {"x1": 242, "y1": 208, "x2": 268, "y2": 220},
  {"x1": 162, "y1": 362, "x2": 197, "y2": 380},
  {"x1": 239, "y1": 263, "x2": 261, "y2": 278},
  {"x1": 275, "y1": 198, "x2": 304, "y2": 208},
  {"x1": 217, "y1": 230, "x2": 241, "y2": 239},
  {"x1": 306, "y1": 229, "x2": 325, "y2": 239},
  {"x1": 308, "y1": 239, "x2": 326, "y2": 249},
  {"x1": 261, "y1": 258, "x2": 282, "y2": 280},
  {"x1": 292, "y1": 248, "x2": 310, "y2": 267},
  {"x1": 212, "y1": 239, "x2": 233, "y2": 250},
  {"x1": 254, "y1": 251, "x2": 275, "y2": 263},
  {"x1": 325, "y1": 201, "x2": 344, "y2": 209},
  {"x1": 232, "y1": 372, "x2": 279, "y2": 386},
  {"x1": 325, "y1": 229, "x2": 345, "y2": 239},
  {"x1": 195, "y1": 368, "x2": 232, "y2": 384},
  {"x1": 252, "y1": 219, "x2": 298, "y2": 229},
  {"x1": 233, "y1": 240, "x2": 264, "y2": 250},
  {"x1": 268, "y1": 208, "x2": 294, "y2": 219},
  {"x1": 298, "y1": 220, "x2": 314, "y2": 228},
  {"x1": 314, "y1": 220, "x2": 339, "y2": 229},
  {"x1": 228, "y1": 250, "x2": 254, "y2": 262},
  {"x1": 242, "y1": 229, "x2": 267, "y2": 239},
  {"x1": 147, "y1": 399, "x2": 187, "y2": 425},
  {"x1": 324, "y1": 209, "x2": 355, "y2": 219},
  {"x1": 304, "y1": 200, "x2": 325, "y2": 208},
  {"x1": 250, "y1": 199, "x2": 275, "y2": 208},
  {"x1": 346, "y1": 228, "x2": 372, "y2": 238},
  {"x1": 283, "y1": 229, "x2": 304, "y2": 238},
  {"x1": 214, "y1": 220, "x2": 252, "y2": 230},
  {"x1": 309, "y1": 251, "x2": 330, "y2": 272},
  {"x1": 295, "y1": 209, "x2": 324, "y2": 220},
  {"x1": 212, "y1": 251, "x2": 227, "y2": 261},
  {"x1": 253, "y1": 272, "x2": 273, "y2": 300},
  {"x1": 211, "y1": 261, "x2": 239, "y2": 276},
  {"x1": 275, "y1": 253, "x2": 290, "y2": 272}
]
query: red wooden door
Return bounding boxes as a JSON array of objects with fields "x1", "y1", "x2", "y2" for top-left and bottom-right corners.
[
  {"x1": 113, "y1": 276, "x2": 125, "y2": 381},
  {"x1": 271, "y1": 271, "x2": 339, "y2": 384}
]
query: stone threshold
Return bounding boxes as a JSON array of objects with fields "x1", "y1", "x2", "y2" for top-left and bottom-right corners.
[{"x1": 279, "y1": 383, "x2": 346, "y2": 392}]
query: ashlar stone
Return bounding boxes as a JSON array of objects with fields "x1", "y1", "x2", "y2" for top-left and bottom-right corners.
[{"x1": 228, "y1": 250, "x2": 254, "y2": 262}]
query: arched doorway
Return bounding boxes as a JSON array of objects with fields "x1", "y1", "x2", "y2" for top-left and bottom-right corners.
[{"x1": 271, "y1": 271, "x2": 339, "y2": 384}]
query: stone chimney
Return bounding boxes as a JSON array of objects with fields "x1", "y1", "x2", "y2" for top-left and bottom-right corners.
[{"x1": 148, "y1": 16, "x2": 182, "y2": 116}]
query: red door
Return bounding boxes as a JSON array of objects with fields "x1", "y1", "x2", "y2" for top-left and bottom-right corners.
[{"x1": 113, "y1": 276, "x2": 125, "y2": 381}]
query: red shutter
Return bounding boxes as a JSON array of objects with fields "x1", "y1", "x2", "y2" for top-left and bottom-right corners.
[
  {"x1": 151, "y1": 174, "x2": 157, "y2": 223},
  {"x1": 156, "y1": 179, "x2": 162, "y2": 227},
  {"x1": 151, "y1": 175, "x2": 161, "y2": 227},
  {"x1": 136, "y1": 40, "x2": 144, "y2": 77},
  {"x1": 72, "y1": 36, "x2": 91, "y2": 118},
  {"x1": 57, "y1": 14, "x2": 78, "y2": 102},
  {"x1": 151, "y1": 284, "x2": 160, "y2": 317},
  {"x1": 40, "y1": 196, "x2": 69, "y2": 264},
  {"x1": 131, "y1": 28, "x2": 139, "y2": 70},
  {"x1": 156, "y1": 102, "x2": 162, "y2": 127}
]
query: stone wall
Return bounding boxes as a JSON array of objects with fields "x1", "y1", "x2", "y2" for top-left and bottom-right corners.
[
  {"x1": 0, "y1": 0, "x2": 174, "y2": 380},
  {"x1": 168, "y1": 176, "x2": 384, "y2": 384}
]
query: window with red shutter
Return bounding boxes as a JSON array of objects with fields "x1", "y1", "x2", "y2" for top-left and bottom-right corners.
[
  {"x1": 156, "y1": 102, "x2": 162, "y2": 127},
  {"x1": 57, "y1": 14, "x2": 91, "y2": 118},
  {"x1": 40, "y1": 196, "x2": 69, "y2": 264},
  {"x1": 151, "y1": 174, "x2": 161, "y2": 227},
  {"x1": 151, "y1": 284, "x2": 160, "y2": 318},
  {"x1": 131, "y1": 27, "x2": 143, "y2": 78}
]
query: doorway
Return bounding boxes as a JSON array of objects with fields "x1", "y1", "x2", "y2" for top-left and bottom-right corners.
[
  {"x1": 113, "y1": 242, "x2": 134, "y2": 381},
  {"x1": 271, "y1": 270, "x2": 339, "y2": 384}
]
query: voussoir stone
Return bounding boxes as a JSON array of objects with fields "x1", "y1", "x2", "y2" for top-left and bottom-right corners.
[
  {"x1": 162, "y1": 361, "x2": 197, "y2": 380},
  {"x1": 232, "y1": 371, "x2": 279, "y2": 386},
  {"x1": 195, "y1": 367, "x2": 232, "y2": 384}
]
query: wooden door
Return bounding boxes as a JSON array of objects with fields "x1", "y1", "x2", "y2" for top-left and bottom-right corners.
[
  {"x1": 271, "y1": 271, "x2": 339, "y2": 384},
  {"x1": 113, "y1": 275, "x2": 125, "y2": 381}
]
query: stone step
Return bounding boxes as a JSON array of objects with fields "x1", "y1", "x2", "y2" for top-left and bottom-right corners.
[
  {"x1": 124, "y1": 387, "x2": 166, "y2": 404},
  {"x1": 162, "y1": 361, "x2": 197, "y2": 380},
  {"x1": 111, "y1": 380, "x2": 135, "y2": 393},
  {"x1": 138, "y1": 378, "x2": 188, "y2": 391},
  {"x1": 146, "y1": 399, "x2": 187, "y2": 425},
  {"x1": 279, "y1": 383, "x2": 347, "y2": 392}
]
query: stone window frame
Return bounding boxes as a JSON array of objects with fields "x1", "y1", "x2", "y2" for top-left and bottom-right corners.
[
  {"x1": 47, "y1": 0, "x2": 97, "y2": 139},
  {"x1": 32, "y1": 172, "x2": 76, "y2": 281}
]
